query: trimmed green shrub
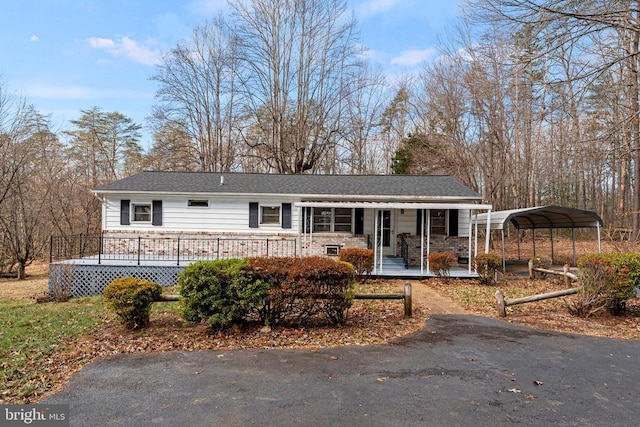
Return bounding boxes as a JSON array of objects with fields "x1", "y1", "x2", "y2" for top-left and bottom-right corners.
[
  {"x1": 178, "y1": 259, "x2": 268, "y2": 330},
  {"x1": 104, "y1": 277, "x2": 162, "y2": 329},
  {"x1": 428, "y1": 252, "x2": 457, "y2": 279},
  {"x1": 572, "y1": 253, "x2": 640, "y2": 316},
  {"x1": 474, "y1": 253, "x2": 502, "y2": 285},
  {"x1": 338, "y1": 248, "x2": 374, "y2": 281}
]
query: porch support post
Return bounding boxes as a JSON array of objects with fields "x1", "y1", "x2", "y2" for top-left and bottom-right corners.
[
  {"x1": 378, "y1": 210, "x2": 384, "y2": 273},
  {"x1": 484, "y1": 209, "x2": 491, "y2": 254},
  {"x1": 420, "y1": 208, "x2": 425, "y2": 275},
  {"x1": 517, "y1": 228, "x2": 521, "y2": 260},
  {"x1": 309, "y1": 208, "x2": 313, "y2": 257},
  {"x1": 426, "y1": 209, "x2": 431, "y2": 273},
  {"x1": 297, "y1": 205, "x2": 303, "y2": 257},
  {"x1": 373, "y1": 209, "x2": 379, "y2": 274},
  {"x1": 597, "y1": 223, "x2": 602, "y2": 253},
  {"x1": 532, "y1": 228, "x2": 536, "y2": 259},
  {"x1": 468, "y1": 210, "x2": 473, "y2": 274}
]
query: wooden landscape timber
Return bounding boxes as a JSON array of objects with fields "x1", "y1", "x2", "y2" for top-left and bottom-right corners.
[
  {"x1": 496, "y1": 261, "x2": 580, "y2": 317},
  {"x1": 157, "y1": 283, "x2": 413, "y2": 317}
]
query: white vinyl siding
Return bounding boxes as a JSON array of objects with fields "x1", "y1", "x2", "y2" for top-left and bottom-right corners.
[
  {"x1": 458, "y1": 209, "x2": 471, "y2": 237},
  {"x1": 103, "y1": 195, "x2": 298, "y2": 234},
  {"x1": 396, "y1": 209, "x2": 415, "y2": 235}
]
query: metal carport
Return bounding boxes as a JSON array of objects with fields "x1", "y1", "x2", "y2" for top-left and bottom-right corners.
[{"x1": 473, "y1": 205, "x2": 604, "y2": 271}]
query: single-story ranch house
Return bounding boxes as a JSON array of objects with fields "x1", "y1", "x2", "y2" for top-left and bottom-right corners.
[{"x1": 49, "y1": 172, "x2": 493, "y2": 295}]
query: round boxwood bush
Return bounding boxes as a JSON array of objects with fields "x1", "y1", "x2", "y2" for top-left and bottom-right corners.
[
  {"x1": 103, "y1": 277, "x2": 162, "y2": 329},
  {"x1": 178, "y1": 258, "x2": 269, "y2": 330}
]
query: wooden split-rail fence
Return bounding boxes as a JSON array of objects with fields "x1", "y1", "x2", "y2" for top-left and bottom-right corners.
[
  {"x1": 496, "y1": 262, "x2": 580, "y2": 317},
  {"x1": 158, "y1": 282, "x2": 413, "y2": 317}
]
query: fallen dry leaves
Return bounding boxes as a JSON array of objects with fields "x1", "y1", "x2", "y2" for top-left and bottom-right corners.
[{"x1": 426, "y1": 277, "x2": 640, "y2": 340}]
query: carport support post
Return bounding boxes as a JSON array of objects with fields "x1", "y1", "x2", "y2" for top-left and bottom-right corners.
[
  {"x1": 501, "y1": 229, "x2": 506, "y2": 273},
  {"x1": 571, "y1": 228, "x2": 576, "y2": 266},
  {"x1": 550, "y1": 227, "x2": 555, "y2": 264},
  {"x1": 532, "y1": 229, "x2": 536, "y2": 259},
  {"x1": 484, "y1": 209, "x2": 491, "y2": 254}
]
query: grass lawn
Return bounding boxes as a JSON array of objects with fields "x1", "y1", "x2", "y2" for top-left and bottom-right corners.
[{"x1": 0, "y1": 296, "x2": 105, "y2": 402}]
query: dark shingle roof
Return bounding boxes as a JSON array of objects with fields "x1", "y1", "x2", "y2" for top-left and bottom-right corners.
[{"x1": 94, "y1": 171, "x2": 483, "y2": 200}]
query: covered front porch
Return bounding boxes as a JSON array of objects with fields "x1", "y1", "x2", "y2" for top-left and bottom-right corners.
[{"x1": 295, "y1": 201, "x2": 493, "y2": 276}]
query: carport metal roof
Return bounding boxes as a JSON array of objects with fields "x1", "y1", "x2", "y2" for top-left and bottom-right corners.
[
  {"x1": 473, "y1": 205, "x2": 603, "y2": 270},
  {"x1": 473, "y1": 205, "x2": 603, "y2": 230}
]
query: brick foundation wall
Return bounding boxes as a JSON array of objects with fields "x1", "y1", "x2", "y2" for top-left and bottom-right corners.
[
  {"x1": 397, "y1": 234, "x2": 473, "y2": 267},
  {"x1": 300, "y1": 234, "x2": 369, "y2": 257},
  {"x1": 102, "y1": 231, "x2": 369, "y2": 259}
]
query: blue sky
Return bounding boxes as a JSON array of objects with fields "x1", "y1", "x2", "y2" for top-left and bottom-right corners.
[{"x1": 0, "y1": 0, "x2": 463, "y2": 148}]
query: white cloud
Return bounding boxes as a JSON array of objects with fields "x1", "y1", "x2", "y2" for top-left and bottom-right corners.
[
  {"x1": 88, "y1": 37, "x2": 116, "y2": 49},
  {"x1": 390, "y1": 48, "x2": 437, "y2": 66},
  {"x1": 30, "y1": 34, "x2": 39, "y2": 42},
  {"x1": 87, "y1": 36, "x2": 161, "y2": 66}
]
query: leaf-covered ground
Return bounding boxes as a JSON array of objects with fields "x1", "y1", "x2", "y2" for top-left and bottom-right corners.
[
  {"x1": 426, "y1": 277, "x2": 640, "y2": 340},
  {"x1": 2, "y1": 261, "x2": 639, "y2": 405}
]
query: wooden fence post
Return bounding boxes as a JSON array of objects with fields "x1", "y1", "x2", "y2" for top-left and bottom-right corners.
[
  {"x1": 495, "y1": 289, "x2": 507, "y2": 317},
  {"x1": 404, "y1": 282, "x2": 412, "y2": 317}
]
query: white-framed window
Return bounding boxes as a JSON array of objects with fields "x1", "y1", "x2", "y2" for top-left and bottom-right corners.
[
  {"x1": 325, "y1": 245, "x2": 340, "y2": 256},
  {"x1": 261, "y1": 205, "x2": 281, "y2": 224},
  {"x1": 334, "y1": 208, "x2": 352, "y2": 232},
  {"x1": 132, "y1": 203, "x2": 152, "y2": 222},
  {"x1": 312, "y1": 207, "x2": 352, "y2": 233},
  {"x1": 187, "y1": 199, "x2": 209, "y2": 207}
]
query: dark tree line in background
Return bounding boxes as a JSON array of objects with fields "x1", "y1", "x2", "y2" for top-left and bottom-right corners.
[{"x1": 2, "y1": 0, "x2": 640, "y2": 276}]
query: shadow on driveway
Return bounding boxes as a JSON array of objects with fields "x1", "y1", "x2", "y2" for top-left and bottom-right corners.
[{"x1": 44, "y1": 315, "x2": 640, "y2": 426}]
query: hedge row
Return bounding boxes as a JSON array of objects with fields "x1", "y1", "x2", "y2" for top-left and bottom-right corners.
[
  {"x1": 575, "y1": 252, "x2": 640, "y2": 316},
  {"x1": 179, "y1": 256, "x2": 355, "y2": 329}
]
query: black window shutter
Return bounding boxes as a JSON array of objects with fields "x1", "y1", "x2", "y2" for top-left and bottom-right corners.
[
  {"x1": 249, "y1": 202, "x2": 259, "y2": 228},
  {"x1": 304, "y1": 207, "x2": 312, "y2": 233},
  {"x1": 354, "y1": 208, "x2": 364, "y2": 235},
  {"x1": 120, "y1": 200, "x2": 130, "y2": 225},
  {"x1": 448, "y1": 209, "x2": 459, "y2": 236},
  {"x1": 152, "y1": 200, "x2": 163, "y2": 226},
  {"x1": 416, "y1": 209, "x2": 422, "y2": 235},
  {"x1": 282, "y1": 203, "x2": 292, "y2": 229}
]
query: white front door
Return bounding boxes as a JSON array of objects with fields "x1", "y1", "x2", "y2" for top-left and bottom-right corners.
[{"x1": 381, "y1": 209, "x2": 395, "y2": 256}]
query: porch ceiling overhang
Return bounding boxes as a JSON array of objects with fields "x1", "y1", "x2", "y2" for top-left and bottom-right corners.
[
  {"x1": 294, "y1": 201, "x2": 493, "y2": 210},
  {"x1": 473, "y1": 205, "x2": 603, "y2": 230}
]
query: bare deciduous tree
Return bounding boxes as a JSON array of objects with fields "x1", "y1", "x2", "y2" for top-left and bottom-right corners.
[
  {"x1": 232, "y1": 0, "x2": 361, "y2": 173},
  {"x1": 152, "y1": 16, "x2": 240, "y2": 172}
]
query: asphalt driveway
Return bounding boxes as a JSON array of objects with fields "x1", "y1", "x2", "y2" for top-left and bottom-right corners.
[{"x1": 43, "y1": 315, "x2": 640, "y2": 426}]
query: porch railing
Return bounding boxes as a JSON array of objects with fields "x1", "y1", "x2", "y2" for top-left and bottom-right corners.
[{"x1": 50, "y1": 233, "x2": 298, "y2": 265}]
